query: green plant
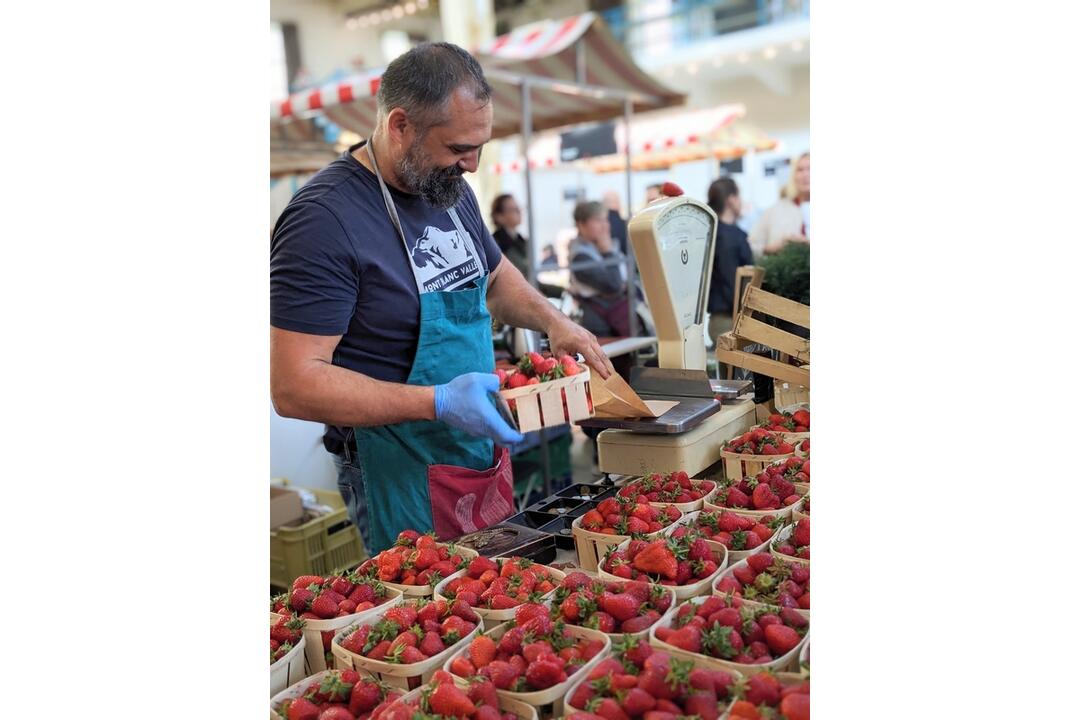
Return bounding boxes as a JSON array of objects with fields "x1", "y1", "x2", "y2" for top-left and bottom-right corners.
[{"x1": 760, "y1": 243, "x2": 810, "y2": 305}]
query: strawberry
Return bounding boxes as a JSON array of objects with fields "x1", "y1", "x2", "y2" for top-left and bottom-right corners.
[
  {"x1": 450, "y1": 655, "x2": 476, "y2": 677},
  {"x1": 632, "y1": 541, "x2": 677, "y2": 580},
  {"x1": 763, "y1": 624, "x2": 801, "y2": 655},
  {"x1": 793, "y1": 518, "x2": 810, "y2": 546},
  {"x1": 746, "y1": 554, "x2": 774, "y2": 573},
  {"x1": 622, "y1": 688, "x2": 657, "y2": 716},
  {"x1": 292, "y1": 575, "x2": 324, "y2": 590},
  {"x1": 620, "y1": 610, "x2": 661, "y2": 634},
  {"x1": 310, "y1": 593, "x2": 341, "y2": 619},
  {"x1": 485, "y1": 660, "x2": 520, "y2": 690},
  {"x1": 470, "y1": 634, "x2": 497, "y2": 668},
  {"x1": 289, "y1": 587, "x2": 316, "y2": 612},
  {"x1": 780, "y1": 692, "x2": 810, "y2": 720},
  {"x1": 660, "y1": 181, "x2": 683, "y2": 197},
  {"x1": 508, "y1": 372, "x2": 529, "y2": 389},
  {"x1": 349, "y1": 681, "x2": 384, "y2": 715},
  {"x1": 285, "y1": 697, "x2": 320, "y2": 720},
  {"x1": 525, "y1": 658, "x2": 566, "y2": 690},
  {"x1": 430, "y1": 681, "x2": 476, "y2": 718},
  {"x1": 589, "y1": 698, "x2": 631, "y2": 720},
  {"x1": 665, "y1": 624, "x2": 702, "y2": 653},
  {"x1": 599, "y1": 592, "x2": 640, "y2": 622},
  {"x1": 420, "y1": 631, "x2": 447, "y2": 656},
  {"x1": 742, "y1": 672, "x2": 782, "y2": 705}
]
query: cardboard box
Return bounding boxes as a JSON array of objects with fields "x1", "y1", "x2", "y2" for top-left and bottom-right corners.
[{"x1": 270, "y1": 486, "x2": 304, "y2": 529}]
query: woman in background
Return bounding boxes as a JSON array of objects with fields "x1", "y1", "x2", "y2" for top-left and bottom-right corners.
[
  {"x1": 748, "y1": 152, "x2": 810, "y2": 257},
  {"x1": 707, "y1": 177, "x2": 755, "y2": 346},
  {"x1": 490, "y1": 193, "x2": 530, "y2": 278}
]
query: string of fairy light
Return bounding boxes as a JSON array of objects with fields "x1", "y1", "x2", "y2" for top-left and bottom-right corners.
[{"x1": 345, "y1": 0, "x2": 430, "y2": 29}]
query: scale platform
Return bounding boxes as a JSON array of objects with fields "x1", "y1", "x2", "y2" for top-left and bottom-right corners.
[{"x1": 578, "y1": 396, "x2": 721, "y2": 433}]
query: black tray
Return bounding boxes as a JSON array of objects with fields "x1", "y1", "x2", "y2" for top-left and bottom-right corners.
[
  {"x1": 504, "y1": 511, "x2": 560, "y2": 531},
  {"x1": 556, "y1": 484, "x2": 617, "y2": 502},
  {"x1": 537, "y1": 516, "x2": 576, "y2": 550},
  {"x1": 450, "y1": 523, "x2": 556, "y2": 564},
  {"x1": 529, "y1": 497, "x2": 592, "y2": 517}
]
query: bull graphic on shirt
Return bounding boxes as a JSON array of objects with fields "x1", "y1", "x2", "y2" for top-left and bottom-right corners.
[{"x1": 411, "y1": 226, "x2": 464, "y2": 270}]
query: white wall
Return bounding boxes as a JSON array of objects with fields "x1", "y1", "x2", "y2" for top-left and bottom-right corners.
[
  {"x1": 270, "y1": 402, "x2": 339, "y2": 491},
  {"x1": 272, "y1": 0, "x2": 385, "y2": 81}
]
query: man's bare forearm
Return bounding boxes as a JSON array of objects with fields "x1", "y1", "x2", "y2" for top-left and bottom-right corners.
[
  {"x1": 487, "y1": 259, "x2": 562, "y2": 333},
  {"x1": 272, "y1": 359, "x2": 436, "y2": 427}
]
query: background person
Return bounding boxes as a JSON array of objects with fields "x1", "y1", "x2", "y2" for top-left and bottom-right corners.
[
  {"x1": 568, "y1": 201, "x2": 630, "y2": 338},
  {"x1": 602, "y1": 189, "x2": 629, "y2": 255},
  {"x1": 748, "y1": 151, "x2": 810, "y2": 257},
  {"x1": 706, "y1": 177, "x2": 754, "y2": 348},
  {"x1": 490, "y1": 193, "x2": 529, "y2": 278}
]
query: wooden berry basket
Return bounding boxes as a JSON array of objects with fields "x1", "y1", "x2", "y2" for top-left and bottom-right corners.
[
  {"x1": 596, "y1": 531, "x2": 728, "y2": 601},
  {"x1": 718, "y1": 447, "x2": 795, "y2": 481},
  {"x1": 269, "y1": 668, "x2": 381, "y2": 720},
  {"x1": 392, "y1": 681, "x2": 539, "y2": 720},
  {"x1": 674, "y1": 510, "x2": 776, "y2": 565},
  {"x1": 561, "y1": 640, "x2": 742, "y2": 717},
  {"x1": 269, "y1": 588, "x2": 405, "y2": 673},
  {"x1": 614, "y1": 477, "x2": 721, "y2": 513},
  {"x1": 798, "y1": 636, "x2": 810, "y2": 675},
  {"x1": 367, "y1": 544, "x2": 480, "y2": 599},
  {"x1": 712, "y1": 557, "x2": 810, "y2": 620},
  {"x1": 442, "y1": 621, "x2": 611, "y2": 717},
  {"x1": 702, "y1": 485, "x2": 807, "y2": 524},
  {"x1": 433, "y1": 562, "x2": 567, "y2": 630},
  {"x1": 570, "y1": 508, "x2": 682, "y2": 573},
  {"x1": 500, "y1": 368, "x2": 593, "y2": 434},
  {"x1": 269, "y1": 631, "x2": 308, "y2": 697},
  {"x1": 330, "y1": 612, "x2": 482, "y2": 691},
  {"x1": 648, "y1": 595, "x2": 807, "y2": 675},
  {"x1": 770, "y1": 524, "x2": 810, "y2": 568}
]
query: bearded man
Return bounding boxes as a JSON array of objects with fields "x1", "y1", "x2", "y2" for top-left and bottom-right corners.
[{"x1": 270, "y1": 42, "x2": 613, "y2": 553}]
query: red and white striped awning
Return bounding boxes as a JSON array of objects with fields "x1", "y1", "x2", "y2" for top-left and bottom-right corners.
[{"x1": 269, "y1": 13, "x2": 683, "y2": 141}]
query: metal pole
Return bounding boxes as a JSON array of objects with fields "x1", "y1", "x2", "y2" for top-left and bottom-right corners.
[
  {"x1": 576, "y1": 39, "x2": 587, "y2": 85},
  {"x1": 520, "y1": 79, "x2": 551, "y2": 497},
  {"x1": 624, "y1": 97, "x2": 638, "y2": 338}
]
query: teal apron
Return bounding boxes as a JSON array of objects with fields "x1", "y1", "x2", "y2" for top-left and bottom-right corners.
[{"x1": 354, "y1": 142, "x2": 515, "y2": 554}]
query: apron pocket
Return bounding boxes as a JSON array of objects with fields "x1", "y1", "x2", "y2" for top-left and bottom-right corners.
[{"x1": 426, "y1": 447, "x2": 514, "y2": 540}]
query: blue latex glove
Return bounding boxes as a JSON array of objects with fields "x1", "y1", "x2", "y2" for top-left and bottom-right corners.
[{"x1": 434, "y1": 372, "x2": 525, "y2": 446}]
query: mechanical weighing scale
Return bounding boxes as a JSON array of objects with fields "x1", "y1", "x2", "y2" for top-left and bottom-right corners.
[{"x1": 579, "y1": 193, "x2": 757, "y2": 477}]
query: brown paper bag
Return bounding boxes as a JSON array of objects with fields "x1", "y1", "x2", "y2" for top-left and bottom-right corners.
[{"x1": 590, "y1": 372, "x2": 678, "y2": 419}]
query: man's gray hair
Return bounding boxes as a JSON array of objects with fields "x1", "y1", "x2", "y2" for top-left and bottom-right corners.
[{"x1": 376, "y1": 42, "x2": 493, "y2": 131}]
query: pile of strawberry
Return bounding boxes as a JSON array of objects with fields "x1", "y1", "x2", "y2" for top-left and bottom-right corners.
[
  {"x1": 338, "y1": 597, "x2": 479, "y2": 666},
  {"x1": 690, "y1": 510, "x2": 782, "y2": 552},
  {"x1": 551, "y1": 572, "x2": 673, "y2": 635},
  {"x1": 272, "y1": 572, "x2": 394, "y2": 620},
  {"x1": 601, "y1": 526, "x2": 721, "y2": 586},
  {"x1": 356, "y1": 531, "x2": 472, "y2": 588},
  {"x1": 497, "y1": 352, "x2": 584, "y2": 389},
  {"x1": 715, "y1": 554, "x2": 811, "y2": 611},
  {"x1": 727, "y1": 673, "x2": 810, "y2": 720},
  {"x1": 370, "y1": 670, "x2": 520, "y2": 720},
  {"x1": 773, "y1": 518, "x2": 810, "y2": 562},
  {"x1": 580, "y1": 496, "x2": 681, "y2": 537},
  {"x1": 271, "y1": 613, "x2": 305, "y2": 664},
  {"x1": 757, "y1": 408, "x2": 810, "y2": 434},
  {"x1": 723, "y1": 429, "x2": 795, "y2": 456},
  {"x1": 616, "y1": 471, "x2": 716, "y2": 505},
  {"x1": 567, "y1": 637, "x2": 738, "y2": 720},
  {"x1": 798, "y1": 438, "x2": 809, "y2": 455},
  {"x1": 439, "y1": 556, "x2": 559, "y2": 611},
  {"x1": 710, "y1": 469, "x2": 803, "y2": 512},
  {"x1": 656, "y1": 595, "x2": 808, "y2": 666},
  {"x1": 447, "y1": 603, "x2": 607, "y2": 692},
  {"x1": 273, "y1": 669, "x2": 400, "y2": 720}
]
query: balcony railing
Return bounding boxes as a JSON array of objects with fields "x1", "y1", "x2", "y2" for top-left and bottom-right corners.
[{"x1": 601, "y1": 0, "x2": 809, "y2": 57}]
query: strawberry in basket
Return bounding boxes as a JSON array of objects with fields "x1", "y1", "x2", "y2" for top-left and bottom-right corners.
[
  {"x1": 727, "y1": 672, "x2": 810, "y2": 720},
  {"x1": 498, "y1": 353, "x2": 584, "y2": 389},
  {"x1": 551, "y1": 573, "x2": 673, "y2": 635},
  {"x1": 355, "y1": 531, "x2": 471, "y2": 587},
  {"x1": 773, "y1": 518, "x2": 810, "y2": 562},
  {"x1": 580, "y1": 496, "x2": 681, "y2": 536},
  {"x1": 617, "y1": 471, "x2": 716, "y2": 505},
  {"x1": 715, "y1": 555, "x2": 810, "y2": 611},
  {"x1": 273, "y1": 669, "x2": 400, "y2": 720},
  {"x1": 798, "y1": 438, "x2": 809, "y2": 455},
  {"x1": 723, "y1": 429, "x2": 794, "y2": 456},
  {"x1": 272, "y1": 571, "x2": 395, "y2": 619},
  {"x1": 338, "y1": 597, "x2": 479, "y2": 664},
  {"x1": 601, "y1": 526, "x2": 721, "y2": 586},
  {"x1": 656, "y1": 595, "x2": 808, "y2": 667},
  {"x1": 800, "y1": 495, "x2": 810, "y2": 516},
  {"x1": 370, "y1": 670, "x2": 522, "y2": 720},
  {"x1": 757, "y1": 408, "x2": 810, "y2": 434},
  {"x1": 441, "y1": 556, "x2": 559, "y2": 611},
  {"x1": 447, "y1": 603, "x2": 607, "y2": 692},
  {"x1": 692, "y1": 510, "x2": 784, "y2": 552},
  {"x1": 271, "y1": 613, "x2": 305, "y2": 664},
  {"x1": 567, "y1": 636, "x2": 739, "y2": 720},
  {"x1": 710, "y1": 471, "x2": 804, "y2": 512}
]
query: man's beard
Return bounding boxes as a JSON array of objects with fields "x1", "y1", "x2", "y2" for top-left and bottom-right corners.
[{"x1": 397, "y1": 142, "x2": 466, "y2": 210}]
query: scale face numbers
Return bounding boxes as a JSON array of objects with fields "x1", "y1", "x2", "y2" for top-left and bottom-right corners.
[{"x1": 654, "y1": 203, "x2": 714, "y2": 326}]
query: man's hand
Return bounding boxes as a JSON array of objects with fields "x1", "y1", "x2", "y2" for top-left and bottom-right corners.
[
  {"x1": 546, "y1": 315, "x2": 615, "y2": 379},
  {"x1": 434, "y1": 372, "x2": 525, "y2": 445},
  {"x1": 595, "y1": 234, "x2": 614, "y2": 254}
]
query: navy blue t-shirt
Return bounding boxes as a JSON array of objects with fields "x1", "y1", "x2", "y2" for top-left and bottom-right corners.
[
  {"x1": 271, "y1": 143, "x2": 503, "y2": 450},
  {"x1": 707, "y1": 221, "x2": 754, "y2": 314}
]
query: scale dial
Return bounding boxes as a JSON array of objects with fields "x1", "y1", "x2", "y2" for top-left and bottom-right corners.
[{"x1": 652, "y1": 201, "x2": 716, "y2": 328}]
